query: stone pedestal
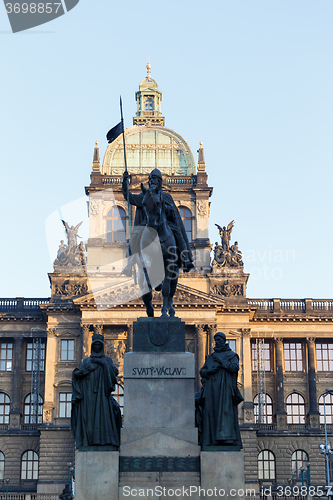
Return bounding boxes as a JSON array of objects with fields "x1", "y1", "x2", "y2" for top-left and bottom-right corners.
[
  {"x1": 121, "y1": 351, "x2": 199, "y2": 456},
  {"x1": 201, "y1": 451, "x2": 245, "y2": 499},
  {"x1": 75, "y1": 450, "x2": 119, "y2": 500}
]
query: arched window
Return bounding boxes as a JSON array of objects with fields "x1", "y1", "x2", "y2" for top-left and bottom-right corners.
[
  {"x1": 113, "y1": 384, "x2": 124, "y2": 416},
  {"x1": 319, "y1": 393, "x2": 333, "y2": 424},
  {"x1": 254, "y1": 394, "x2": 273, "y2": 424},
  {"x1": 0, "y1": 451, "x2": 4, "y2": 480},
  {"x1": 179, "y1": 206, "x2": 192, "y2": 242},
  {"x1": 258, "y1": 450, "x2": 275, "y2": 480},
  {"x1": 286, "y1": 393, "x2": 305, "y2": 424},
  {"x1": 0, "y1": 393, "x2": 10, "y2": 424},
  {"x1": 106, "y1": 206, "x2": 126, "y2": 243},
  {"x1": 21, "y1": 450, "x2": 38, "y2": 480},
  {"x1": 145, "y1": 97, "x2": 154, "y2": 110},
  {"x1": 24, "y1": 394, "x2": 43, "y2": 424},
  {"x1": 291, "y1": 450, "x2": 308, "y2": 477}
]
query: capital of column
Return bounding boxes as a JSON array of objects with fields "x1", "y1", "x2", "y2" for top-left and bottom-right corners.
[
  {"x1": 275, "y1": 337, "x2": 284, "y2": 346},
  {"x1": 195, "y1": 324, "x2": 206, "y2": 336},
  {"x1": 81, "y1": 324, "x2": 91, "y2": 334},
  {"x1": 306, "y1": 337, "x2": 316, "y2": 346},
  {"x1": 127, "y1": 324, "x2": 133, "y2": 334},
  {"x1": 47, "y1": 327, "x2": 56, "y2": 336},
  {"x1": 93, "y1": 324, "x2": 103, "y2": 335},
  {"x1": 241, "y1": 328, "x2": 251, "y2": 336}
]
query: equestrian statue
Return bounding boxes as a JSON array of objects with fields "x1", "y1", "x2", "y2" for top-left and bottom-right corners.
[{"x1": 122, "y1": 168, "x2": 194, "y2": 317}]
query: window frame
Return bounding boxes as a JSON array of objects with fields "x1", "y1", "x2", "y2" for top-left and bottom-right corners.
[
  {"x1": 0, "y1": 451, "x2": 4, "y2": 480},
  {"x1": 319, "y1": 393, "x2": 333, "y2": 425},
  {"x1": 178, "y1": 206, "x2": 192, "y2": 242},
  {"x1": 23, "y1": 393, "x2": 43, "y2": 424},
  {"x1": 60, "y1": 339, "x2": 75, "y2": 362},
  {"x1": 316, "y1": 342, "x2": 333, "y2": 372},
  {"x1": 258, "y1": 450, "x2": 276, "y2": 480},
  {"x1": 286, "y1": 393, "x2": 306, "y2": 424},
  {"x1": 106, "y1": 206, "x2": 126, "y2": 243},
  {"x1": 0, "y1": 342, "x2": 13, "y2": 371},
  {"x1": 254, "y1": 393, "x2": 273, "y2": 424},
  {"x1": 59, "y1": 392, "x2": 72, "y2": 418},
  {"x1": 284, "y1": 341, "x2": 304, "y2": 372},
  {"x1": 113, "y1": 384, "x2": 124, "y2": 416},
  {"x1": 21, "y1": 450, "x2": 39, "y2": 480},
  {"x1": 291, "y1": 450, "x2": 309, "y2": 478},
  {"x1": 0, "y1": 393, "x2": 10, "y2": 424},
  {"x1": 251, "y1": 341, "x2": 272, "y2": 372},
  {"x1": 25, "y1": 341, "x2": 45, "y2": 372}
]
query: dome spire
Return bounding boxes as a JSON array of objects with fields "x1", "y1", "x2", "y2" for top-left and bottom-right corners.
[
  {"x1": 146, "y1": 61, "x2": 152, "y2": 80},
  {"x1": 92, "y1": 140, "x2": 101, "y2": 172},
  {"x1": 197, "y1": 141, "x2": 206, "y2": 172}
]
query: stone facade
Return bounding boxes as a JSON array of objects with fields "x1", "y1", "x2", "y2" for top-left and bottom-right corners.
[{"x1": 0, "y1": 70, "x2": 332, "y2": 497}]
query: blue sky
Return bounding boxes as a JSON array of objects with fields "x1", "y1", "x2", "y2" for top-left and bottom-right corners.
[{"x1": 0, "y1": 0, "x2": 332, "y2": 299}]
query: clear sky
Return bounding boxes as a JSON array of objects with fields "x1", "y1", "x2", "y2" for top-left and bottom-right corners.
[{"x1": 0, "y1": 0, "x2": 332, "y2": 299}]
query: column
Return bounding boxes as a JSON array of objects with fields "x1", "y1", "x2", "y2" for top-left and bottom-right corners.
[
  {"x1": 81, "y1": 324, "x2": 91, "y2": 360},
  {"x1": 195, "y1": 324, "x2": 206, "y2": 390},
  {"x1": 241, "y1": 329, "x2": 254, "y2": 424},
  {"x1": 275, "y1": 338, "x2": 287, "y2": 429},
  {"x1": 208, "y1": 324, "x2": 217, "y2": 355},
  {"x1": 307, "y1": 337, "x2": 320, "y2": 428},
  {"x1": 43, "y1": 327, "x2": 56, "y2": 424},
  {"x1": 127, "y1": 324, "x2": 133, "y2": 352},
  {"x1": 9, "y1": 338, "x2": 23, "y2": 428}
]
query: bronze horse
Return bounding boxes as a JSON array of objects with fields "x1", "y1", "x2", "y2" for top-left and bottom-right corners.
[{"x1": 136, "y1": 183, "x2": 179, "y2": 317}]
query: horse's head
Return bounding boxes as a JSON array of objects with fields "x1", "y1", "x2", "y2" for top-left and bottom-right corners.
[{"x1": 141, "y1": 183, "x2": 163, "y2": 229}]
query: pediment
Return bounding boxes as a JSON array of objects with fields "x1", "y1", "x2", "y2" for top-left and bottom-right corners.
[{"x1": 74, "y1": 281, "x2": 223, "y2": 309}]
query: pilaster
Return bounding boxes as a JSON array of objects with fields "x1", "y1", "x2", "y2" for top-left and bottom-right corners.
[
  {"x1": 275, "y1": 338, "x2": 287, "y2": 429},
  {"x1": 9, "y1": 338, "x2": 23, "y2": 429},
  {"x1": 241, "y1": 328, "x2": 254, "y2": 424},
  {"x1": 43, "y1": 326, "x2": 56, "y2": 424},
  {"x1": 307, "y1": 337, "x2": 320, "y2": 428}
]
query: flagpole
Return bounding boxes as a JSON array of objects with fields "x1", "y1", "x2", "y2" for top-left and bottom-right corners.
[{"x1": 120, "y1": 96, "x2": 136, "y2": 283}]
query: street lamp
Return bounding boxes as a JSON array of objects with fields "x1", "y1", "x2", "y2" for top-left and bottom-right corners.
[
  {"x1": 319, "y1": 388, "x2": 333, "y2": 500},
  {"x1": 5, "y1": 478, "x2": 9, "y2": 500}
]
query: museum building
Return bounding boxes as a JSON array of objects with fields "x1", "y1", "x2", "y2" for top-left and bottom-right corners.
[{"x1": 0, "y1": 66, "x2": 332, "y2": 498}]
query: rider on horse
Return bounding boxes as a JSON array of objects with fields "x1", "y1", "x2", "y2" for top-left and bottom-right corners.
[{"x1": 122, "y1": 168, "x2": 194, "y2": 277}]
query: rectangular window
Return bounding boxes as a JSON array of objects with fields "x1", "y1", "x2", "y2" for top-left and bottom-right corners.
[
  {"x1": 251, "y1": 341, "x2": 271, "y2": 371},
  {"x1": 61, "y1": 340, "x2": 75, "y2": 361},
  {"x1": 59, "y1": 393, "x2": 72, "y2": 418},
  {"x1": 316, "y1": 342, "x2": 333, "y2": 371},
  {"x1": 0, "y1": 343, "x2": 13, "y2": 371},
  {"x1": 227, "y1": 339, "x2": 236, "y2": 352},
  {"x1": 26, "y1": 342, "x2": 45, "y2": 371},
  {"x1": 284, "y1": 342, "x2": 303, "y2": 371}
]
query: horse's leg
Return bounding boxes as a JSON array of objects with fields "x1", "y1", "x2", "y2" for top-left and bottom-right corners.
[
  {"x1": 161, "y1": 244, "x2": 177, "y2": 317},
  {"x1": 142, "y1": 291, "x2": 154, "y2": 317}
]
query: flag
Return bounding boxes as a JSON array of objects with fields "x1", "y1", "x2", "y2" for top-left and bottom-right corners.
[{"x1": 106, "y1": 121, "x2": 123, "y2": 144}]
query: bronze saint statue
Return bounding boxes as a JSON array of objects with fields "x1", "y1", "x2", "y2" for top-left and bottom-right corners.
[
  {"x1": 71, "y1": 333, "x2": 121, "y2": 448},
  {"x1": 122, "y1": 168, "x2": 194, "y2": 317},
  {"x1": 198, "y1": 332, "x2": 243, "y2": 448}
]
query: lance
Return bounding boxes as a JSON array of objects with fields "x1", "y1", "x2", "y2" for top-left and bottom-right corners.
[{"x1": 120, "y1": 96, "x2": 136, "y2": 283}]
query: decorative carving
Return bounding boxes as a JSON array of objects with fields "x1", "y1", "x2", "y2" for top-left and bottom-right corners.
[
  {"x1": 53, "y1": 241, "x2": 86, "y2": 270},
  {"x1": 54, "y1": 282, "x2": 88, "y2": 297},
  {"x1": 89, "y1": 200, "x2": 99, "y2": 217},
  {"x1": 210, "y1": 283, "x2": 244, "y2": 297},
  {"x1": 244, "y1": 409, "x2": 252, "y2": 421},
  {"x1": 306, "y1": 337, "x2": 316, "y2": 345},
  {"x1": 148, "y1": 322, "x2": 169, "y2": 346},
  {"x1": 211, "y1": 221, "x2": 243, "y2": 271},
  {"x1": 43, "y1": 408, "x2": 52, "y2": 423},
  {"x1": 47, "y1": 327, "x2": 56, "y2": 336},
  {"x1": 197, "y1": 200, "x2": 207, "y2": 217},
  {"x1": 241, "y1": 328, "x2": 251, "y2": 336},
  {"x1": 119, "y1": 456, "x2": 200, "y2": 473},
  {"x1": 275, "y1": 338, "x2": 284, "y2": 346}
]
